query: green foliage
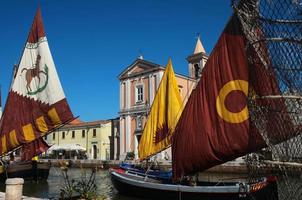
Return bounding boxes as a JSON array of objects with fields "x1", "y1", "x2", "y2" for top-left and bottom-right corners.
[{"x1": 60, "y1": 167, "x2": 97, "y2": 200}]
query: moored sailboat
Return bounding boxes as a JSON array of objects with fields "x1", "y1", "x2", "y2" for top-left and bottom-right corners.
[
  {"x1": 111, "y1": 57, "x2": 275, "y2": 200},
  {"x1": 108, "y1": 1, "x2": 294, "y2": 199},
  {"x1": 0, "y1": 7, "x2": 75, "y2": 182}
]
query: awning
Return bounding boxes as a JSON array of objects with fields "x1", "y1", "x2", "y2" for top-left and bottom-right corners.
[{"x1": 48, "y1": 144, "x2": 86, "y2": 152}]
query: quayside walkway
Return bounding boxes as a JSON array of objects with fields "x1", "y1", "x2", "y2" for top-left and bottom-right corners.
[{"x1": 0, "y1": 192, "x2": 46, "y2": 200}]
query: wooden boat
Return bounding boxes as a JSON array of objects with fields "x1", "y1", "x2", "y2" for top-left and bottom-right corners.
[
  {"x1": 110, "y1": 168, "x2": 277, "y2": 200},
  {"x1": 0, "y1": 160, "x2": 50, "y2": 182},
  {"x1": 110, "y1": 55, "x2": 276, "y2": 199},
  {"x1": 0, "y1": 7, "x2": 74, "y2": 182},
  {"x1": 110, "y1": 1, "x2": 302, "y2": 199}
]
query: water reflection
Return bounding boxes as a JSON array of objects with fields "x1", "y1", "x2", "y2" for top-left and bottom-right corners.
[{"x1": 0, "y1": 167, "x2": 143, "y2": 200}]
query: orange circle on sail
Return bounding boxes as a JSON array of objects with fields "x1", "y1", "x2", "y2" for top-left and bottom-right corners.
[{"x1": 216, "y1": 80, "x2": 249, "y2": 123}]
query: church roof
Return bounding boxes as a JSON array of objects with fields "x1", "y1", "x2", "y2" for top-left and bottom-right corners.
[
  {"x1": 118, "y1": 59, "x2": 164, "y2": 80},
  {"x1": 119, "y1": 58, "x2": 197, "y2": 81},
  {"x1": 65, "y1": 119, "x2": 111, "y2": 129},
  {"x1": 194, "y1": 37, "x2": 206, "y2": 54}
]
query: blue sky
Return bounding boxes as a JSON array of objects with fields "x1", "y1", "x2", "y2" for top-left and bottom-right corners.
[{"x1": 0, "y1": 0, "x2": 232, "y2": 121}]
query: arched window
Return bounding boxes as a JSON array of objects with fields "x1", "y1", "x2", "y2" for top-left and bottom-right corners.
[{"x1": 194, "y1": 64, "x2": 200, "y2": 79}]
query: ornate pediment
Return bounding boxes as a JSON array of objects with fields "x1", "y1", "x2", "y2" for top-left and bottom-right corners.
[{"x1": 119, "y1": 59, "x2": 164, "y2": 80}]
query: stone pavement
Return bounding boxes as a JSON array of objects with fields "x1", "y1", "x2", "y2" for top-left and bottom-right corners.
[{"x1": 0, "y1": 192, "x2": 47, "y2": 200}]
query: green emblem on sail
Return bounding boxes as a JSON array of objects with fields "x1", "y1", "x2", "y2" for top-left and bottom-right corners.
[
  {"x1": 21, "y1": 54, "x2": 49, "y2": 95},
  {"x1": 26, "y1": 64, "x2": 49, "y2": 95},
  {"x1": 22, "y1": 58, "x2": 49, "y2": 96}
]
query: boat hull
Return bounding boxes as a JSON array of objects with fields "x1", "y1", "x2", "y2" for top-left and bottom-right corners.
[
  {"x1": 0, "y1": 161, "x2": 51, "y2": 182},
  {"x1": 110, "y1": 168, "x2": 278, "y2": 200}
]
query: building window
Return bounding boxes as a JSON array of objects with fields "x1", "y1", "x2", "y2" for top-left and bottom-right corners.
[
  {"x1": 82, "y1": 130, "x2": 85, "y2": 138},
  {"x1": 136, "y1": 85, "x2": 143, "y2": 103},
  {"x1": 194, "y1": 64, "x2": 200, "y2": 79},
  {"x1": 44, "y1": 135, "x2": 47, "y2": 140},
  {"x1": 93, "y1": 129, "x2": 96, "y2": 137},
  {"x1": 136, "y1": 135, "x2": 142, "y2": 143},
  {"x1": 136, "y1": 116, "x2": 143, "y2": 131},
  {"x1": 53, "y1": 133, "x2": 55, "y2": 140},
  {"x1": 72, "y1": 131, "x2": 75, "y2": 139},
  {"x1": 62, "y1": 132, "x2": 65, "y2": 139},
  {"x1": 178, "y1": 85, "x2": 183, "y2": 95}
]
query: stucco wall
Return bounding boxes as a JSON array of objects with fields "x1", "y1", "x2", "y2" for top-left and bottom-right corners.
[{"x1": 46, "y1": 121, "x2": 111, "y2": 160}]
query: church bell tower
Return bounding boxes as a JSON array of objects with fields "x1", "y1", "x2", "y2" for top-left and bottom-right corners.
[{"x1": 187, "y1": 36, "x2": 208, "y2": 80}]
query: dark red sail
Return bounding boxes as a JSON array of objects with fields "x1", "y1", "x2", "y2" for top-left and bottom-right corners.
[
  {"x1": 0, "y1": 8, "x2": 74, "y2": 159},
  {"x1": 172, "y1": 13, "x2": 296, "y2": 180},
  {"x1": 172, "y1": 15, "x2": 263, "y2": 180},
  {"x1": 28, "y1": 7, "x2": 45, "y2": 43}
]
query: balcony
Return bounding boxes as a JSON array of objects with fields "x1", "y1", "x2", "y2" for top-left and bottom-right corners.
[{"x1": 119, "y1": 102, "x2": 150, "y2": 116}]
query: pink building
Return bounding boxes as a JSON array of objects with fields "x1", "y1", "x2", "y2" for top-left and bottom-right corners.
[{"x1": 118, "y1": 38, "x2": 208, "y2": 160}]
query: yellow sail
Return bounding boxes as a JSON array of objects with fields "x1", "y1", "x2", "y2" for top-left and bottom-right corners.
[{"x1": 138, "y1": 59, "x2": 183, "y2": 160}]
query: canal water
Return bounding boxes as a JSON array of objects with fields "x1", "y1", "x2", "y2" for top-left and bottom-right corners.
[
  {"x1": 0, "y1": 167, "x2": 142, "y2": 200},
  {"x1": 1, "y1": 167, "x2": 293, "y2": 200}
]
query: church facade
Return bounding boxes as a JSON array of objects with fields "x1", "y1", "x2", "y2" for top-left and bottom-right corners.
[{"x1": 118, "y1": 38, "x2": 208, "y2": 160}]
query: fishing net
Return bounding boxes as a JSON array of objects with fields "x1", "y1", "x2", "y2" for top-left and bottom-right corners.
[{"x1": 232, "y1": 0, "x2": 302, "y2": 199}]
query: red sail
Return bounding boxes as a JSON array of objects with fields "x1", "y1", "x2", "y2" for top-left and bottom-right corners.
[
  {"x1": 0, "y1": 8, "x2": 74, "y2": 159},
  {"x1": 172, "y1": 14, "x2": 295, "y2": 179},
  {"x1": 172, "y1": 15, "x2": 266, "y2": 180},
  {"x1": 21, "y1": 138, "x2": 50, "y2": 161},
  {"x1": 28, "y1": 7, "x2": 45, "y2": 43}
]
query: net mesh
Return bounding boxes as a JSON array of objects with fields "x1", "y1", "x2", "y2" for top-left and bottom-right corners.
[{"x1": 232, "y1": 0, "x2": 302, "y2": 199}]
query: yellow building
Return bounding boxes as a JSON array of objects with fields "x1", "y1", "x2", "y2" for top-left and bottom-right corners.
[{"x1": 45, "y1": 119, "x2": 118, "y2": 160}]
